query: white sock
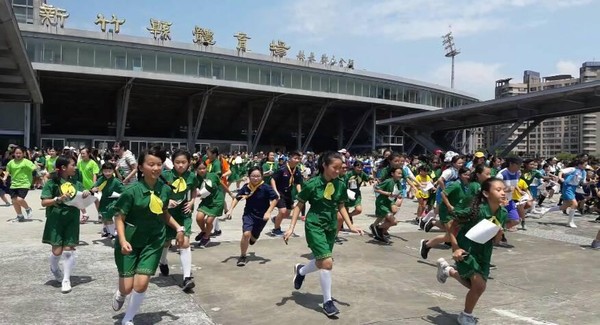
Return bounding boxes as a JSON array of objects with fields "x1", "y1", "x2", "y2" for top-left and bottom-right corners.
[
  {"x1": 62, "y1": 251, "x2": 75, "y2": 281},
  {"x1": 319, "y1": 269, "x2": 332, "y2": 303},
  {"x1": 122, "y1": 290, "x2": 145, "y2": 324},
  {"x1": 568, "y1": 208, "x2": 576, "y2": 223},
  {"x1": 424, "y1": 210, "x2": 435, "y2": 222},
  {"x1": 49, "y1": 253, "x2": 61, "y2": 271},
  {"x1": 299, "y1": 259, "x2": 318, "y2": 276},
  {"x1": 180, "y1": 246, "x2": 192, "y2": 278},
  {"x1": 214, "y1": 218, "x2": 221, "y2": 232},
  {"x1": 160, "y1": 247, "x2": 169, "y2": 265},
  {"x1": 107, "y1": 223, "x2": 116, "y2": 235}
]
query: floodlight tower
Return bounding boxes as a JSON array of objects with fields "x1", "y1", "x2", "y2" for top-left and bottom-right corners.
[{"x1": 442, "y1": 31, "x2": 460, "y2": 89}]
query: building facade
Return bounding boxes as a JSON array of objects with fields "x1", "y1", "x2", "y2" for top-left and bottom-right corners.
[{"x1": 485, "y1": 65, "x2": 599, "y2": 156}]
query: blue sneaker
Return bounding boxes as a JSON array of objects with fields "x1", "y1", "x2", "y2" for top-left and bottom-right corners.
[
  {"x1": 271, "y1": 228, "x2": 284, "y2": 236},
  {"x1": 293, "y1": 264, "x2": 305, "y2": 290},
  {"x1": 322, "y1": 300, "x2": 340, "y2": 317}
]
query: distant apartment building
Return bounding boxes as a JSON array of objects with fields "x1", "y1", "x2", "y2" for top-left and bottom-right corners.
[{"x1": 484, "y1": 63, "x2": 599, "y2": 156}]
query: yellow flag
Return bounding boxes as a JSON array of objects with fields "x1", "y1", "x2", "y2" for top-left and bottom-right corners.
[
  {"x1": 324, "y1": 182, "x2": 334, "y2": 200},
  {"x1": 172, "y1": 177, "x2": 187, "y2": 193},
  {"x1": 98, "y1": 180, "x2": 107, "y2": 191},
  {"x1": 149, "y1": 191, "x2": 163, "y2": 214},
  {"x1": 60, "y1": 182, "x2": 76, "y2": 199}
]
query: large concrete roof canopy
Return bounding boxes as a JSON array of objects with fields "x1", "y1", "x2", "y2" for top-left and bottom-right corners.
[
  {"x1": 0, "y1": 0, "x2": 42, "y2": 103},
  {"x1": 377, "y1": 80, "x2": 600, "y2": 131}
]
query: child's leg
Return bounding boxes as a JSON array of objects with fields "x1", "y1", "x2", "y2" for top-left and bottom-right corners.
[
  {"x1": 203, "y1": 216, "x2": 215, "y2": 239},
  {"x1": 463, "y1": 274, "x2": 486, "y2": 314},
  {"x1": 195, "y1": 212, "x2": 206, "y2": 233}
]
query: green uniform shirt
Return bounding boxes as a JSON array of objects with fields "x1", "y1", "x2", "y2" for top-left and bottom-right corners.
[
  {"x1": 298, "y1": 175, "x2": 348, "y2": 222},
  {"x1": 490, "y1": 167, "x2": 500, "y2": 178},
  {"x1": 40, "y1": 177, "x2": 84, "y2": 215},
  {"x1": 374, "y1": 178, "x2": 402, "y2": 217},
  {"x1": 6, "y1": 158, "x2": 36, "y2": 189},
  {"x1": 161, "y1": 169, "x2": 199, "y2": 215},
  {"x1": 41, "y1": 177, "x2": 84, "y2": 246},
  {"x1": 35, "y1": 156, "x2": 46, "y2": 170},
  {"x1": 197, "y1": 172, "x2": 225, "y2": 216},
  {"x1": 262, "y1": 161, "x2": 277, "y2": 184},
  {"x1": 113, "y1": 180, "x2": 171, "y2": 247},
  {"x1": 345, "y1": 170, "x2": 370, "y2": 198},
  {"x1": 440, "y1": 181, "x2": 480, "y2": 223},
  {"x1": 46, "y1": 156, "x2": 57, "y2": 173},
  {"x1": 77, "y1": 159, "x2": 100, "y2": 190},
  {"x1": 521, "y1": 169, "x2": 543, "y2": 186},
  {"x1": 93, "y1": 175, "x2": 125, "y2": 216}
]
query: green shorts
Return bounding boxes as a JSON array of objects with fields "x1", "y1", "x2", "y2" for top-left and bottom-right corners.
[
  {"x1": 456, "y1": 253, "x2": 490, "y2": 281},
  {"x1": 166, "y1": 211, "x2": 192, "y2": 240},
  {"x1": 42, "y1": 207, "x2": 80, "y2": 247},
  {"x1": 114, "y1": 236, "x2": 164, "y2": 278},
  {"x1": 305, "y1": 214, "x2": 337, "y2": 260},
  {"x1": 345, "y1": 197, "x2": 362, "y2": 208},
  {"x1": 375, "y1": 203, "x2": 392, "y2": 218},
  {"x1": 99, "y1": 200, "x2": 117, "y2": 222}
]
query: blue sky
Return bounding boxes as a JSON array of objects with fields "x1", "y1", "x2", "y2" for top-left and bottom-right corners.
[{"x1": 49, "y1": 0, "x2": 599, "y2": 100}]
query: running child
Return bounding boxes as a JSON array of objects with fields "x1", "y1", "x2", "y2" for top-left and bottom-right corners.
[
  {"x1": 41, "y1": 155, "x2": 91, "y2": 293},
  {"x1": 270, "y1": 151, "x2": 303, "y2": 236},
  {"x1": 227, "y1": 166, "x2": 279, "y2": 266},
  {"x1": 541, "y1": 160, "x2": 587, "y2": 228},
  {"x1": 91, "y1": 162, "x2": 124, "y2": 238},
  {"x1": 372, "y1": 167, "x2": 404, "y2": 243},
  {"x1": 415, "y1": 165, "x2": 434, "y2": 223},
  {"x1": 6, "y1": 146, "x2": 36, "y2": 221},
  {"x1": 284, "y1": 151, "x2": 363, "y2": 317},
  {"x1": 195, "y1": 159, "x2": 225, "y2": 248},
  {"x1": 344, "y1": 160, "x2": 371, "y2": 223}
]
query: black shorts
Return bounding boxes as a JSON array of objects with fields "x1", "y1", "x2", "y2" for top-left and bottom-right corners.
[
  {"x1": 242, "y1": 214, "x2": 268, "y2": 239},
  {"x1": 276, "y1": 191, "x2": 293, "y2": 210},
  {"x1": 9, "y1": 188, "x2": 29, "y2": 199}
]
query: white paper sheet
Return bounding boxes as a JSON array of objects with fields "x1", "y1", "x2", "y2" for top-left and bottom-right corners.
[{"x1": 63, "y1": 191, "x2": 97, "y2": 209}]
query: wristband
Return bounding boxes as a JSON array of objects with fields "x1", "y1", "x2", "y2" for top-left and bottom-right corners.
[{"x1": 176, "y1": 226, "x2": 185, "y2": 233}]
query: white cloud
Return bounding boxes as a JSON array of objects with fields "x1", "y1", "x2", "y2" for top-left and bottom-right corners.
[
  {"x1": 429, "y1": 61, "x2": 506, "y2": 100},
  {"x1": 555, "y1": 60, "x2": 580, "y2": 77},
  {"x1": 285, "y1": 0, "x2": 593, "y2": 41}
]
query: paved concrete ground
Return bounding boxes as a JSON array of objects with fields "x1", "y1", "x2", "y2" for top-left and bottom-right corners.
[{"x1": 0, "y1": 186, "x2": 599, "y2": 325}]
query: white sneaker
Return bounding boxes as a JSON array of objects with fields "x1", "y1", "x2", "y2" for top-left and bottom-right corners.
[
  {"x1": 61, "y1": 280, "x2": 72, "y2": 293},
  {"x1": 568, "y1": 220, "x2": 577, "y2": 228},
  {"x1": 436, "y1": 258, "x2": 450, "y2": 284},
  {"x1": 50, "y1": 267, "x2": 63, "y2": 282},
  {"x1": 112, "y1": 289, "x2": 126, "y2": 311},
  {"x1": 123, "y1": 321, "x2": 134, "y2": 325},
  {"x1": 457, "y1": 311, "x2": 478, "y2": 325},
  {"x1": 25, "y1": 208, "x2": 33, "y2": 219}
]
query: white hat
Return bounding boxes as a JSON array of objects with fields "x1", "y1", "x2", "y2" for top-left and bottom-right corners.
[
  {"x1": 338, "y1": 148, "x2": 347, "y2": 154},
  {"x1": 444, "y1": 151, "x2": 459, "y2": 163}
]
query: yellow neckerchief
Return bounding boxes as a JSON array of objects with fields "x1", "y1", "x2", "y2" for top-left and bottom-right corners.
[
  {"x1": 207, "y1": 163, "x2": 212, "y2": 173},
  {"x1": 324, "y1": 180, "x2": 335, "y2": 200},
  {"x1": 149, "y1": 190, "x2": 163, "y2": 214},
  {"x1": 287, "y1": 163, "x2": 296, "y2": 186},
  {"x1": 171, "y1": 171, "x2": 188, "y2": 193},
  {"x1": 266, "y1": 161, "x2": 275, "y2": 171},
  {"x1": 59, "y1": 179, "x2": 76, "y2": 199},
  {"x1": 98, "y1": 178, "x2": 108, "y2": 191},
  {"x1": 246, "y1": 181, "x2": 264, "y2": 199}
]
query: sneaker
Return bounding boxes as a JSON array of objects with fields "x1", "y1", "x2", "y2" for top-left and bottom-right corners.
[
  {"x1": 182, "y1": 277, "x2": 195, "y2": 292},
  {"x1": 237, "y1": 256, "x2": 247, "y2": 267},
  {"x1": 457, "y1": 311, "x2": 478, "y2": 325},
  {"x1": 420, "y1": 239, "x2": 431, "y2": 259},
  {"x1": 50, "y1": 267, "x2": 63, "y2": 282},
  {"x1": 568, "y1": 220, "x2": 577, "y2": 228},
  {"x1": 271, "y1": 228, "x2": 284, "y2": 236},
  {"x1": 595, "y1": 216, "x2": 600, "y2": 223},
  {"x1": 124, "y1": 322, "x2": 134, "y2": 325},
  {"x1": 211, "y1": 230, "x2": 222, "y2": 237},
  {"x1": 419, "y1": 218, "x2": 426, "y2": 230},
  {"x1": 198, "y1": 237, "x2": 210, "y2": 248},
  {"x1": 322, "y1": 300, "x2": 340, "y2": 317},
  {"x1": 436, "y1": 258, "x2": 450, "y2": 283},
  {"x1": 16, "y1": 215, "x2": 25, "y2": 222},
  {"x1": 424, "y1": 219, "x2": 434, "y2": 233},
  {"x1": 112, "y1": 289, "x2": 126, "y2": 311},
  {"x1": 159, "y1": 263, "x2": 169, "y2": 276},
  {"x1": 194, "y1": 231, "x2": 205, "y2": 242},
  {"x1": 293, "y1": 264, "x2": 305, "y2": 290},
  {"x1": 61, "y1": 280, "x2": 72, "y2": 293},
  {"x1": 591, "y1": 240, "x2": 600, "y2": 249},
  {"x1": 521, "y1": 219, "x2": 526, "y2": 230},
  {"x1": 334, "y1": 237, "x2": 343, "y2": 245},
  {"x1": 369, "y1": 224, "x2": 378, "y2": 238},
  {"x1": 25, "y1": 208, "x2": 32, "y2": 219}
]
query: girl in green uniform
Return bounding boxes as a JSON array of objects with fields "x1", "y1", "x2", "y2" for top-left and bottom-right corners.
[
  {"x1": 344, "y1": 161, "x2": 371, "y2": 223},
  {"x1": 284, "y1": 151, "x2": 364, "y2": 317},
  {"x1": 111, "y1": 147, "x2": 185, "y2": 325},
  {"x1": 195, "y1": 160, "x2": 225, "y2": 248},
  {"x1": 159, "y1": 149, "x2": 198, "y2": 292},
  {"x1": 420, "y1": 167, "x2": 479, "y2": 259},
  {"x1": 91, "y1": 162, "x2": 124, "y2": 238},
  {"x1": 435, "y1": 178, "x2": 507, "y2": 325},
  {"x1": 41, "y1": 155, "x2": 91, "y2": 293},
  {"x1": 372, "y1": 167, "x2": 404, "y2": 243},
  {"x1": 6, "y1": 147, "x2": 36, "y2": 221}
]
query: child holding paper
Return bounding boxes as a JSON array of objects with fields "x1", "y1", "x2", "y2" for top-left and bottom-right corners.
[
  {"x1": 434, "y1": 178, "x2": 507, "y2": 325},
  {"x1": 41, "y1": 155, "x2": 91, "y2": 294},
  {"x1": 91, "y1": 162, "x2": 124, "y2": 239},
  {"x1": 371, "y1": 167, "x2": 404, "y2": 243}
]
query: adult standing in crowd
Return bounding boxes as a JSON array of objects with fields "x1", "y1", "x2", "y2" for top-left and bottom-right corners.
[{"x1": 113, "y1": 142, "x2": 138, "y2": 186}]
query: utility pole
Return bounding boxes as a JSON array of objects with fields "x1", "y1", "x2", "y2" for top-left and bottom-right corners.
[{"x1": 442, "y1": 29, "x2": 466, "y2": 151}]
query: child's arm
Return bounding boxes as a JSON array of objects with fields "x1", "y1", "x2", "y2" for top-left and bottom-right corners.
[{"x1": 283, "y1": 201, "x2": 304, "y2": 242}]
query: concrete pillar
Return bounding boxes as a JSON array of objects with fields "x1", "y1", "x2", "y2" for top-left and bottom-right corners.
[
  {"x1": 297, "y1": 108, "x2": 302, "y2": 151},
  {"x1": 337, "y1": 113, "x2": 344, "y2": 149},
  {"x1": 371, "y1": 108, "x2": 376, "y2": 151},
  {"x1": 247, "y1": 104, "x2": 253, "y2": 152}
]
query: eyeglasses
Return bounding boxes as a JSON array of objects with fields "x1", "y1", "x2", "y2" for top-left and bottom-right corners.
[{"x1": 249, "y1": 175, "x2": 262, "y2": 178}]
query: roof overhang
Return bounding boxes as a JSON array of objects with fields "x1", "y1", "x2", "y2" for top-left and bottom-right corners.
[
  {"x1": 0, "y1": 0, "x2": 42, "y2": 103},
  {"x1": 377, "y1": 80, "x2": 600, "y2": 131}
]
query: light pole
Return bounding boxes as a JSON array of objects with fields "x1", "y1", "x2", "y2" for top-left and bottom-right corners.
[{"x1": 442, "y1": 31, "x2": 460, "y2": 89}]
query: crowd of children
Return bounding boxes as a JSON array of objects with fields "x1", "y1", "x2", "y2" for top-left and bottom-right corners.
[{"x1": 1, "y1": 142, "x2": 600, "y2": 324}]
